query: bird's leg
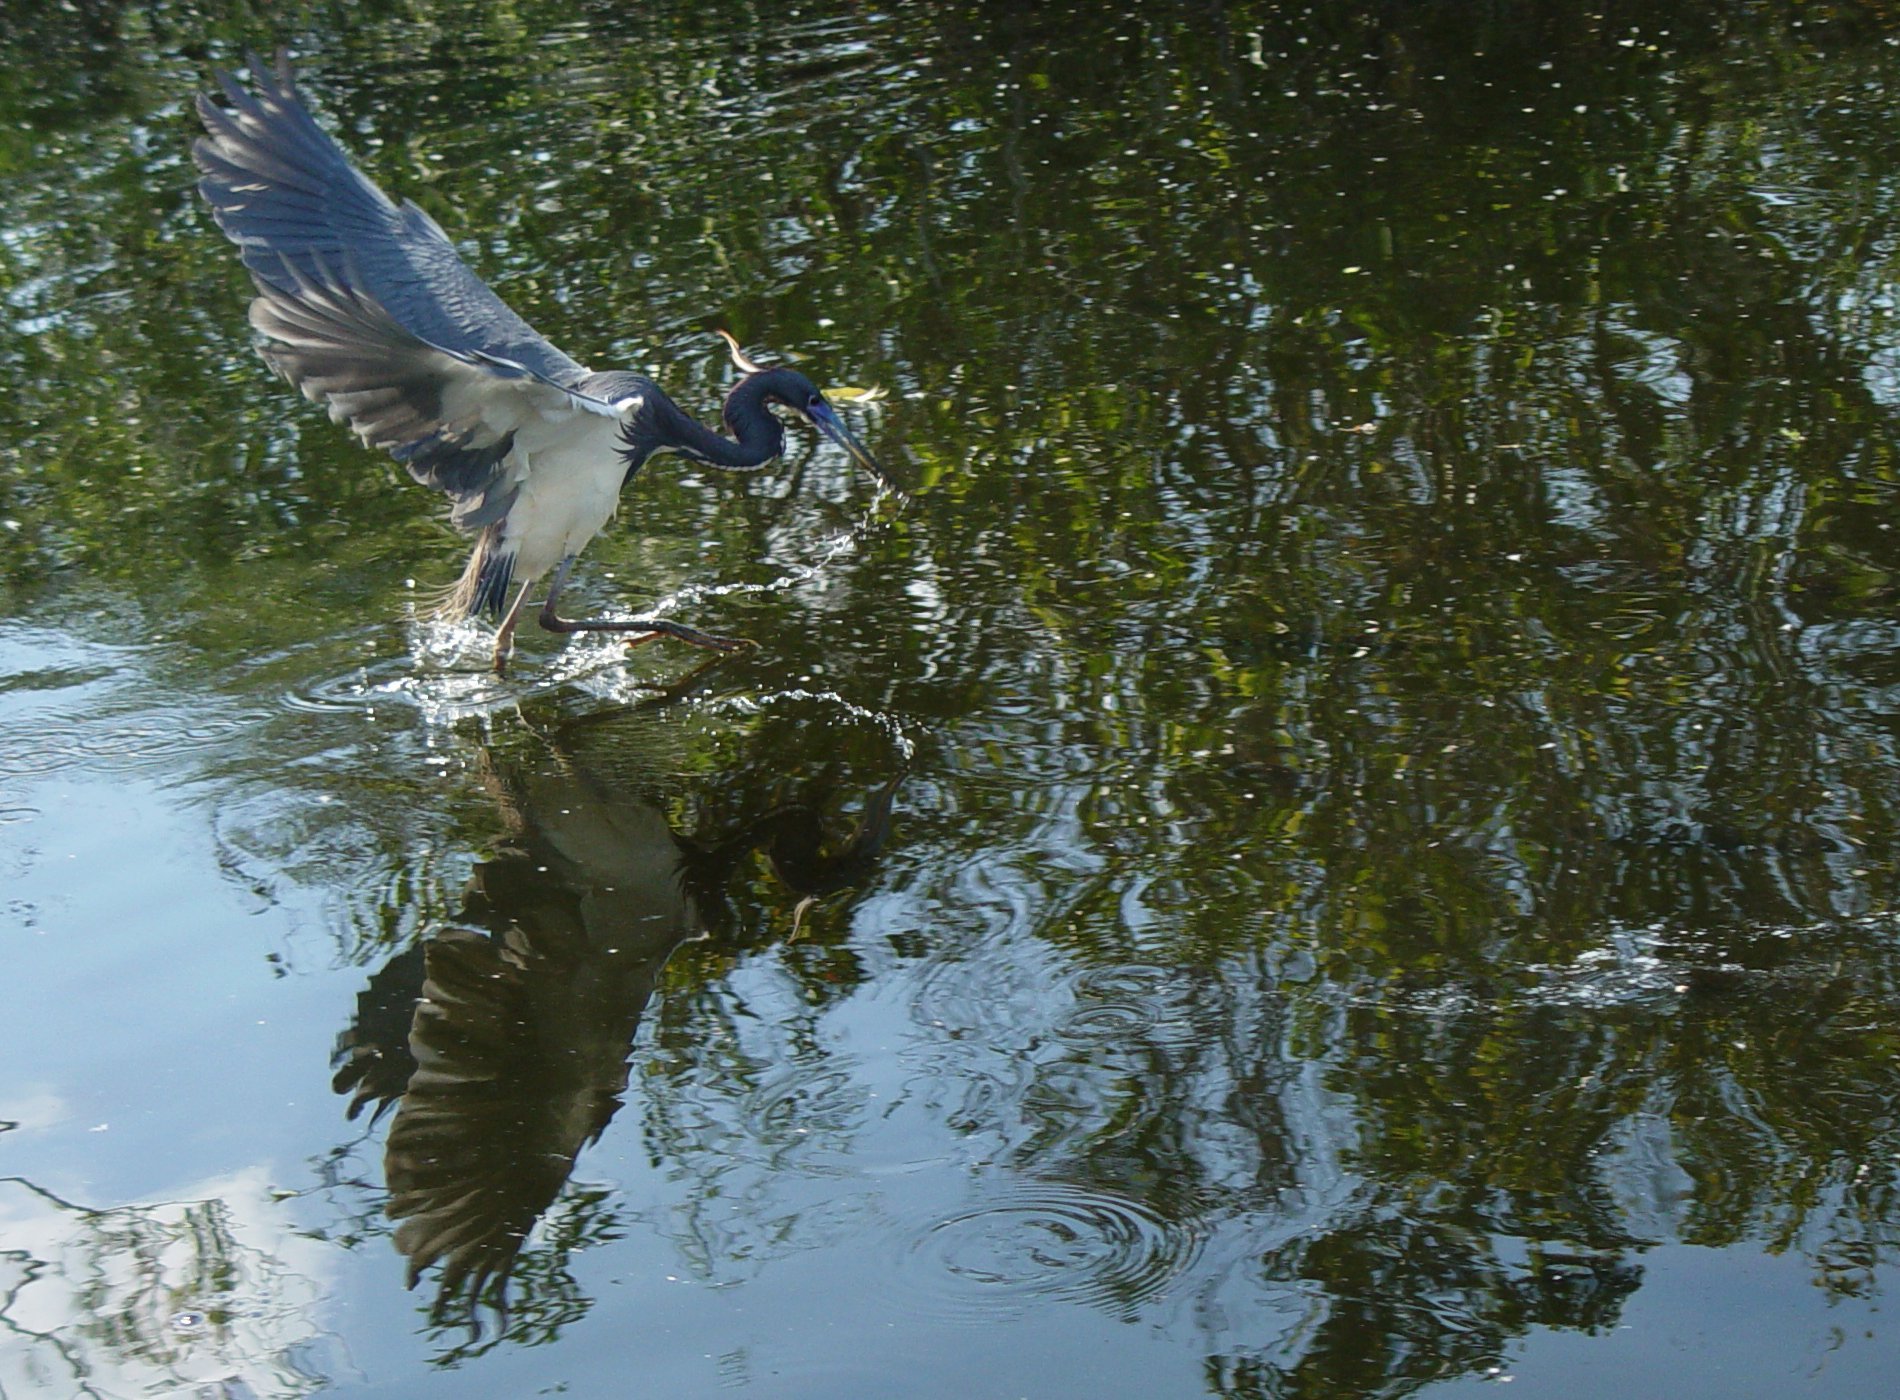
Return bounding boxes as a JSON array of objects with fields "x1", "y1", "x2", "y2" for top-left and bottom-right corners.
[
  {"x1": 536, "y1": 555, "x2": 755, "y2": 654},
  {"x1": 492, "y1": 580, "x2": 537, "y2": 676}
]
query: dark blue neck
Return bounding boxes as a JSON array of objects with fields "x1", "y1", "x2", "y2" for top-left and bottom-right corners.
[{"x1": 620, "y1": 369, "x2": 805, "y2": 475}]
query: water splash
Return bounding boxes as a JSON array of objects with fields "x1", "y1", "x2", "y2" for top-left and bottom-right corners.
[
  {"x1": 701, "y1": 687, "x2": 917, "y2": 761},
  {"x1": 647, "y1": 492, "x2": 898, "y2": 617}
]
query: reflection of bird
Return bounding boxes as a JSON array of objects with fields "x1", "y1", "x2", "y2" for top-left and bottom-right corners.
[
  {"x1": 331, "y1": 738, "x2": 901, "y2": 1313},
  {"x1": 700, "y1": 771, "x2": 902, "y2": 935},
  {"x1": 194, "y1": 53, "x2": 887, "y2": 674}
]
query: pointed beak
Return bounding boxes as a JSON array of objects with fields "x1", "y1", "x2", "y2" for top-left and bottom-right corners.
[{"x1": 806, "y1": 398, "x2": 896, "y2": 490}]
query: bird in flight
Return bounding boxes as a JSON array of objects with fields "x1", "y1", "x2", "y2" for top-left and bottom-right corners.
[{"x1": 194, "y1": 52, "x2": 888, "y2": 675}]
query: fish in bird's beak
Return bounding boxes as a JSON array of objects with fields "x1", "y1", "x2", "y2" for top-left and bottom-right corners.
[{"x1": 805, "y1": 395, "x2": 897, "y2": 491}]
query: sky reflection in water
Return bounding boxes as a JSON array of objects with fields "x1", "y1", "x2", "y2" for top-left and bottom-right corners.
[{"x1": 6, "y1": 2, "x2": 1900, "y2": 1396}]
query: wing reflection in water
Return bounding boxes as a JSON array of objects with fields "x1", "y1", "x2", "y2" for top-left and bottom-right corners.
[{"x1": 329, "y1": 711, "x2": 903, "y2": 1320}]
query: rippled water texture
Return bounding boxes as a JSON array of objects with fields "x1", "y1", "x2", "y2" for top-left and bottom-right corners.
[
  {"x1": 7, "y1": 2, "x2": 1900, "y2": 1397},
  {"x1": 896, "y1": 1178, "x2": 1206, "y2": 1322}
]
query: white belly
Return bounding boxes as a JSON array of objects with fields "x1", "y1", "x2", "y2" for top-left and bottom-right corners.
[{"x1": 497, "y1": 415, "x2": 627, "y2": 583}]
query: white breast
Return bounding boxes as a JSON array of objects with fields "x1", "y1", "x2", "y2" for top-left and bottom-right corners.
[{"x1": 497, "y1": 413, "x2": 629, "y2": 584}]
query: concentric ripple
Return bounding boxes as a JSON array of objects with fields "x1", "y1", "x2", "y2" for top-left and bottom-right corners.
[
  {"x1": 897, "y1": 1180, "x2": 1203, "y2": 1322},
  {"x1": 1052, "y1": 964, "x2": 1171, "y2": 1043},
  {"x1": 1050, "y1": 964, "x2": 1203, "y2": 1047}
]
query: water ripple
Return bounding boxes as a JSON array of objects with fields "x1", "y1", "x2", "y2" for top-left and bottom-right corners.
[
  {"x1": 0, "y1": 710, "x2": 265, "y2": 779},
  {"x1": 1051, "y1": 964, "x2": 1199, "y2": 1047},
  {"x1": 737, "y1": 1060, "x2": 868, "y2": 1159},
  {"x1": 285, "y1": 651, "x2": 517, "y2": 718},
  {"x1": 210, "y1": 783, "x2": 462, "y2": 956},
  {"x1": 918, "y1": 955, "x2": 1204, "y2": 1056},
  {"x1": 911, "y1": 947, "x2": 1055, "y2": 1050},
  {"x1": 896, "y1": 1180, "x2": 1202, "y2": 1322}
]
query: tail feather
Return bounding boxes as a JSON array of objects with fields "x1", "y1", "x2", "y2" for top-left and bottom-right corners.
[{"x1": 437, "y1": 528, "x2": 516, "y2": 619}]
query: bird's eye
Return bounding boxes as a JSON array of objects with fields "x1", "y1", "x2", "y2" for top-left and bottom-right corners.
[{"x1": 807, "y1": 395, "x2": 825, "y2": 413}]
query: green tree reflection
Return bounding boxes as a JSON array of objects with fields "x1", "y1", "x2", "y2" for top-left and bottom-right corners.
[{"x1": 8, "y1": 1, "x2": 1900, "y2": 1394}]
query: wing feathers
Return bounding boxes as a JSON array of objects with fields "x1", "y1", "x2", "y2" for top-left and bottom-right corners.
[{"x1": 195, "y1": 52, "x2": 615, "y2": 528}]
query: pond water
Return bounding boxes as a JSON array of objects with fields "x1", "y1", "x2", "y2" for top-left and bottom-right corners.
[{"x1": 6, "y1": 2, "x2": 1900, "y2": 1396}]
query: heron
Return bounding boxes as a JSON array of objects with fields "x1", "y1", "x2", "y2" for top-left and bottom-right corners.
[{"x1": 193, "y1": 53, "x2": 888, "y2": 676}]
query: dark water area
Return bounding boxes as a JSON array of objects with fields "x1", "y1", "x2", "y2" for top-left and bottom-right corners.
[{"x1": 7, "y1": 1, "x2": 1900, "y2": 1395}]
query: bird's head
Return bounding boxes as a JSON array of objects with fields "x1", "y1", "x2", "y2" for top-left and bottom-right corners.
[{"x1": 718, "y1": 332, "x2": 892, "y2": 488}]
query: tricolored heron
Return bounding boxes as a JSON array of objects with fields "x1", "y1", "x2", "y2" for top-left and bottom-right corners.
[{"x1": 194, "y1": 53, "x2": 887, "y2": 675}]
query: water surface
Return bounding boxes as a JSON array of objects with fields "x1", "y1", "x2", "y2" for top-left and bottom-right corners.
[{"x1": 6, "y1": 2, "x2": 1900, "y2": 1396}]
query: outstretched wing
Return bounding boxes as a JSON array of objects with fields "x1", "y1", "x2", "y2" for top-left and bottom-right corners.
[{"x1": 194, "y1": 52, "x2": 621, "y2": 528}]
